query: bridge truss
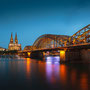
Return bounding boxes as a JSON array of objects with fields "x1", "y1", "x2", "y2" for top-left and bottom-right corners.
[{"x1": 32, "y1": 24, "x2": 90, "y2": 49}]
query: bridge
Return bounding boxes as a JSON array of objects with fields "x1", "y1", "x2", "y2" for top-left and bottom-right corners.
[{"x1": 19, "y1": 24, "x2": 90, "y2": 63}]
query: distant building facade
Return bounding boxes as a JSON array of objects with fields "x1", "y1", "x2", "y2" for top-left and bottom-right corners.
[
  {"x1": 8, "y1": 33, "x2": 21, "y2": 50},
  {"x1": 0, "y1": 47, "x2": 6, "y2": 51},
  {"x1": 24, "y1": 46, "x2": 33, "y2": 50}
]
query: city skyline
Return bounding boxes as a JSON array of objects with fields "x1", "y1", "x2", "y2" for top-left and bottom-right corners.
[{"x1": 0, "y1": 0, "x2": 90, "y2": 49}]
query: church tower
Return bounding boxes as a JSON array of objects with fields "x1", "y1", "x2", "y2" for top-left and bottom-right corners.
[
  {"x1": 15, "y1": 33, "x2": 18, "y2": 44},
  {"x1": 10, "y1": 33, "x2": 13, "y2": 44},
  {"x1": 8, "y1": 33, "x2": 21, "y2": 51}
]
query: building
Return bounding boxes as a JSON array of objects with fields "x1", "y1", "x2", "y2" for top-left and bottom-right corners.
[
  {"x1": 24, "y1": 46, "x2": 33, "y2": 51},
  {"x1": 8, "y1": 33, "x2": 21, "y2": 50},
  {"x1": 0, "y1": 47, "x2": 6, "y2": 51}
]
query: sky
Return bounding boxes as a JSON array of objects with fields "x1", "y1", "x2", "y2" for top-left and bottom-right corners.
[{"x1": 0, "y1": 0, "x2": 90, "y2": 49}]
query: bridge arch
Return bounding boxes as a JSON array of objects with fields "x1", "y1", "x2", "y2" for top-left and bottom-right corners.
[
  {"x1": 32, "y1": 34, "x2": 70, "y2": 49},
  {"x1": 69, "y1": 24, "x2": 90, "y2": 44},
  {"x1": 23, "y1": 24, "x2": 90, "y2": 51}
]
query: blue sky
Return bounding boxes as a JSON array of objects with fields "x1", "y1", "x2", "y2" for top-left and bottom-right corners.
[{"x1": 0, "y1": 0, "x2": 90, "y2": 49}]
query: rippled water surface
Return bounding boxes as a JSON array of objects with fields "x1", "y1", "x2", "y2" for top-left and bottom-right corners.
[{"x1": 0, "y1": 57, "x2": 90, "y2": 90}]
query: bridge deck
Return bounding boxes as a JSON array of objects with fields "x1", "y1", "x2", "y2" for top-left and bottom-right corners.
[{"x1": 19, "y1": 43, "x2": 90, "y2": 53}]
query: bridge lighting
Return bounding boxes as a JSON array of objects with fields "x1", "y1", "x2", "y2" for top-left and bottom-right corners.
[
  {"x1": 28, "y1": 52, "x2": 31, "y2": 57},
  {"x1": 46, "y1": 56, "x2": 60, "y2": 64},
  {"x1": 60, "y1": 50, "x2": 66, "y2": 61},
  {"x1": 60, "y1": 50, "x2": 65, "y2": 55}
]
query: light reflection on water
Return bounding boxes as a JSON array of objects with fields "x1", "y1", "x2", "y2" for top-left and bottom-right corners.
[
  {"x1": 0, "y1": 56, "x2": 89, "y2": 90},
  {"x1": 46, "y1": 62, "x2": 60, "y2": 84},
  {"x1": 80, "y1": 73, "x2": 88, "y2": 90},
  {"x1": 26, "y1": 58, "x2": 31, "y2": 79},
  {"x1": 46, "y1": 56, "x2": 60, "y2": 64}
]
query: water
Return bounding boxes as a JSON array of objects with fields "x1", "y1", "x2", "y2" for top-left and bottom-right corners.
[{"x1": 0, "y1": 57, "x2": 90, "y2": 90}]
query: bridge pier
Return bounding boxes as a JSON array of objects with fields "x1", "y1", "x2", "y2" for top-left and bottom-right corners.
[
  {"x1": 60, "y1": 50, "x2": 66, "y2": 62},
  {"x1": 65, "y1": 50, "x2": 81, "y2": 63},
  {"x1": 29, "y1": 50, "x2": 82, "y2": 63},
  {"x1": 80, "y1": 49, "x2": 90, "y2": 62},
  {"x1": 60, "y1": 50, "x2": 81, "y2": 63},
  {"x1": 20, "y1": 44, "x2": 90, "y2": 63},
  {"x1": 30, "y1": 51, "x2": 43, "y2": 60},
  {"x1": 60, "y1": 49, "x2": 90, "y2": 63}
]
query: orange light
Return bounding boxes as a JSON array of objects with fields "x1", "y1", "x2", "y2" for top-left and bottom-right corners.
[
  {"x1": 28, "y1": 52, "x2": 31, "y2": 56},
  {"x1": 60, "y1": 50, "x2": 65, "y2": 55},
  {"x1": 60, "y1": 50, "x2": 65, "y2": 61},
  {"x1": 80, "y1": 73, "x2": 88, "y2": 90},
  {"x1": 60, "y1": 65, "x2": 67, "y2": 84},
  {"x1": 26, "y1": 58, "x2": 31, "y2": 79}
]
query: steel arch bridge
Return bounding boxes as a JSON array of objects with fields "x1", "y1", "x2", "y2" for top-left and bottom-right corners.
[
  {"x1": 33, "y1": 34, "x2": 70, "y2": 49},
  {"x1": 32, "y1": 24, "x2": 90, "y2": 50}
]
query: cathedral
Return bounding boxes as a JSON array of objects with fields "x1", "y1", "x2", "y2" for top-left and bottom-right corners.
[{"x1": 8, "y1": 33, "x2": 21, "y2": 50}]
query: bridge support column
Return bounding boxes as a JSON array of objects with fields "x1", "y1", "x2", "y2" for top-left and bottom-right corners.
[
  {"x1": 60, "y1": 49, "x2": 90, "y2": 63},
  {"x1": 30, "y1": 51, "x2": 43, "y2": 60},
  {"x1": 65, "y1": 50, "x2": 81, "y2": 62},
  {"x1": 27, "y1": 52, "x2": 31, "y2": 57},
  {"x1": 60, "y1": 49, "x2": 81, "y2": 63},
  {"x1": 81, "y1": 49, "x2": 90, "y2": 62},
  {"x1": 60, "y1": 50, "x2": 66, "y2": 62}
]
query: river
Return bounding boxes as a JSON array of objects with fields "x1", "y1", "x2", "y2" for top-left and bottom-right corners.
[{"x1": 0, "y1": 56, "x2": 90, "y2": 90}]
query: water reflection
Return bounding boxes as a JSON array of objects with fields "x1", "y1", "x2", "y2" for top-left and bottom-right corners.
[
  {"x1": 46, "y1": 63, "x2": 59, "y2": 84},
  {"x1": 45, "y1": 56, "x2": 90, "y2": 89},
  {"x1": 80, "y1": 73, "x2": 88, "y2": 90},
  {"x1": 71, "y1": 69, "x2": 77, "y2": 85},
  {"x1": 0, "y1": 56, "x2": 89, "y2": 90},
  {"x1": 60, "y1": 65, "x2": 67, "y2": 85},
  {"x1": 26, "y1": 58, "x2": 31, "y2": 79},
  {"x1": 46, "y1": 56, "x2": 60, "y2": 64},
  {"x1": 46, "y1": 56, "x2": 60, "y2": 85}
]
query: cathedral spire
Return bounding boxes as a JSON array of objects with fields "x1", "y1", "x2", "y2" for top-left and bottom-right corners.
[
  {"x1": 15, "y1": 33, "x2": 18, "y2": 44},
  {"x1": 10, "y1": 33, "x2": 13, "y2": 44}
]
